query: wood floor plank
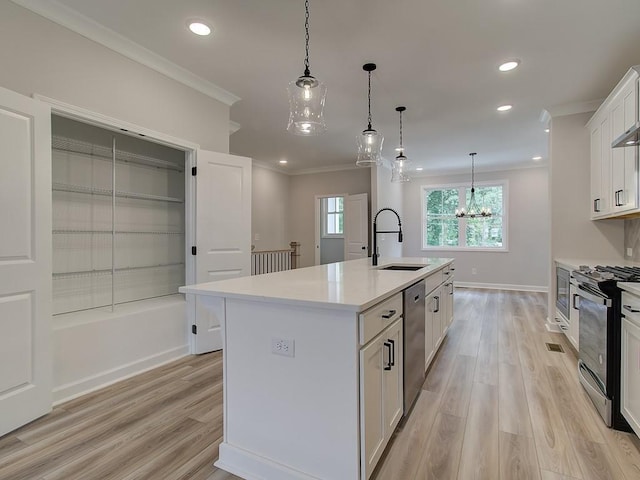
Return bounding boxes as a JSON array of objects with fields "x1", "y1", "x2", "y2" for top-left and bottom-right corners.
[
  {"x1": 596, "y1": 429, "x2": 640, "y2": 480},
  {"x1": 457, "y1": 382, "x2": 499, "y2": 480},
  {"x1": 475, "y1": 308, "x2": 499, "y2": 386},
  {"x1": 499, "y1": 361, "x2": 534, "y2": 437},
  {"x1": 372, "y1": 390, "x2": 441, "y2": 480},
  {"x1": 540, "y1": 469, "x2": 581, "y2": 479},
  {"x1": 571, "y1": 436, "x2": 626, "y2": 480},
  {"x1": 499, "y1": 432, "x2": 542, "y2": 480},
  {"x1": 413, "y1": 412, "x2": 465, "y2": 480},
  {"x1": 438, "y1": 355, "x2": 476, "y2": 418}
]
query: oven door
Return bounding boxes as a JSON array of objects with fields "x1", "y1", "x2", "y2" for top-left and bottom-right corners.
[{"x1": 577, "y1": 284, "x2": 611, "y2": 393}]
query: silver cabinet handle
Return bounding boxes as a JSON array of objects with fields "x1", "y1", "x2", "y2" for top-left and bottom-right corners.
[{"x1": 434, "y1": 296, "x2": 440, "y2": 313}]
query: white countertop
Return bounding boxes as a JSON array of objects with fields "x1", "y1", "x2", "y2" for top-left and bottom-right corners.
[{"x1": 179, "y1": 257, "x2": 454, "y2": 312}]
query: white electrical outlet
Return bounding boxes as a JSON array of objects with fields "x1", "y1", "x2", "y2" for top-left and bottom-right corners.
[
  {"x1": 471, "y1": 267, "x2": 477, "y2": 275},
  {"x1": 627, "y1": 247, "x2": 633, "y2": 257},
  {"x1": 271, "y1": 337, "x2": 295, "y2": 357}
]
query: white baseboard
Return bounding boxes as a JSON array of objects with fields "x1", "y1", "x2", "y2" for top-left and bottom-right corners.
[
  {"x1": 454, "y1": 282, "x2": 548, "y2": 293},
  {"x1": 53, "y1": 345, "x2": 189, "y2": 405}
]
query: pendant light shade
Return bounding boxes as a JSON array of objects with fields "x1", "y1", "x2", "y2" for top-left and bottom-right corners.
[
  {"x1": 287, "y1": 0, "x2": 327, "y2": 135},
  {"x1": 391, "y1": 106, "x2": 410, "y2": 183},
  {"x1": 455, "y1": 153, "x2": 492, "y2": 218},
  {"x1": 356, "y1": 63, "x2": 383, "y2": 166}
]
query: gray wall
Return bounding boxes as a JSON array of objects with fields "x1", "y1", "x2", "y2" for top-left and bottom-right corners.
[
  {"x1": 402, "y1": 166, "x2": 550, "y2": 289},
  {"x1": 0, "y1": 2, "x2": 230, "y2": 152},
  {"x1": 371, "y1": 165, "x2": 404, "y2": 259},
  {"x1": 290, "y1": 169, "x2": 371, "y2": 268},
  {"x1": 251, "y1": 165, "x2": 291, "y2": 251}
]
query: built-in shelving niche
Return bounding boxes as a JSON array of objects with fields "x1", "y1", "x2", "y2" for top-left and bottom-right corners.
[{"x1": 51, "y1": 116, "x2": 186, "y2": 315}]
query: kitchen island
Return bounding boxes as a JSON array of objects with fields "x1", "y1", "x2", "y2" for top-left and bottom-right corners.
[{"x1": 179, "y1": 256, "x2": 454, "y2": 480}]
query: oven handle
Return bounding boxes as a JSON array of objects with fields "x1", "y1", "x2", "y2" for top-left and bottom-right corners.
[{"x1": 576, "y1": 285, "x2": 612, "y2": 307}]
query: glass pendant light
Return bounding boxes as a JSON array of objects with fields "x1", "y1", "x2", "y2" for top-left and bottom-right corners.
[
  {"x1": 455, "y1": 152, "x2": 492, "y2": 218},
  {"x1": 356, "y1": 63, "x2": 383, "y2": 166},
  {"x1": 391, "y1": 106, "x2": 410, "y2": 183},
  {"x1": 287, "y1": 0, "x2": 327, "y2": 135}
]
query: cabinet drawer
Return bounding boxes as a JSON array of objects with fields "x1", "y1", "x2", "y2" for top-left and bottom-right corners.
[
  {"x1": 360, "y1": 293, "x2": 402, "y2": 345},
  {"x1": 426, "y1": 269, "x2": 444, "y2": 295}
]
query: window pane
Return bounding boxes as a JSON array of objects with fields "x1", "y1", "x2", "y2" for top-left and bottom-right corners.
[
  {"x1": 327, "y1": 197, "x2": 335, "y2": 212},
  {"x1": 337, "y1": 212, "x2": 344, "y2": 234},
  {"x1": 424, "y1": 188, "x2": 459, "y2": 247},
  {"x1": 337, "y1": 197, "x2": 344, "y2": 212},
  {"x1": 327, "y1": 213, "x2": 335, "y2": 234},
  {"x1": 465, "y1": 186, "x2": 503, "y2": 247}
]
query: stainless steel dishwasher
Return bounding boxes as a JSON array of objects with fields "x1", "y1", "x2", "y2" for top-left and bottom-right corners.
[{"x1": 403, "y1": 279, "x2": 426, "y2": 414}]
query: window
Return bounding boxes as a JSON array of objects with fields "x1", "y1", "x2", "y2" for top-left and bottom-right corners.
[
  {"x1": 322, "y1": 196, "x2": 344, "y2": 237},
  {"x1": 422, "y1": 182, "x2": 507, "y2": 251}
]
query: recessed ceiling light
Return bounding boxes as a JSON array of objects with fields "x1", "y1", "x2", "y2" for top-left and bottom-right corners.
[
  {"x1": 532, "y1": 156, "x2": 542, "y2": 161},
  {"x1": 544, "y1": 128, "x2": 550, "y2": 133},
  {"x1": 498, "y1": 60, "x2": 520, "y2": 72},
  {"x1": 279, "y1": 160, "x2": 288, "y2": 164},
  {"x1": 416, "y1": 167, "x2": 423, "y2": 171},
  {"x1": 188, "y1": 22, "x2": 211, "y2": 36},
  {"x1": 497, "y1": 104, "x2": 512, "y2": 112}
]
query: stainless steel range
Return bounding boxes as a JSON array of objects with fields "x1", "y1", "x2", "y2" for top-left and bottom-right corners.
[{"x1": 572, "y1": 265, "x2": 639, "y2": 431}]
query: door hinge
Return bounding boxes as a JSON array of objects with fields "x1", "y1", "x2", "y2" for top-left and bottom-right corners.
[
  {"x1": 192, "y1": 246, "x2": 197, "y2": 255},
  {"x1": 191, "y1": 166, "x2": 197, "y2": 176},
  {"x1": 192, "y1": 325, "x2": 197, "y2": 335}
]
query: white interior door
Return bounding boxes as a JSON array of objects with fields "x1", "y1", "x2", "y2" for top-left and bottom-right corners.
[
  {"x1": 191, "y1": 150, "x2": 251, "y2": 354},
  {"x1": 345, "y1": 193, "x2": 369, "y2": 260},
  {"x1": 0, "y1": 86, "x2": 52, "y2": 435}
]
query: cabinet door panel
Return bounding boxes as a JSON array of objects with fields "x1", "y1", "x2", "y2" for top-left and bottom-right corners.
[
  {"x1": 622, "y1": 317, "x2": 640, "y2": 436},
  {"x1": 383, "y1": 321, "x2": 403, "y2": 436},
  {"x1": 425, "y1": 294, "x2": 434, "y2": 370},
  {"x1": 360, "y1": 338, "x2": 385, "y2": 479}
]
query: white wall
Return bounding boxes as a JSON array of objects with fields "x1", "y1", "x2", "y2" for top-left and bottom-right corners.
[
  {"x1": 403, "y1": 166, "x2": 550, "y2": 290},
  {"x1": 0, "y1": 3, "x2": 232, "y2": 402},
  {"x1": 290, "y1": 168, "x2": 371, "y2": 268},
  {"x1": 251, "y1": 165, "x2": 291, "y2": 251},
  {"x1": 371, "y1": 164, "x2": 404, "y2": 259},
  {"x1": 548, "y1": 112, "x2": 625, "y2": 318}
]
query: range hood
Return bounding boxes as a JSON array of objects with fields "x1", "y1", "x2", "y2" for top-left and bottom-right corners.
[{"x1": 612, "y1": 121, "x2": 640, "y2": 148}]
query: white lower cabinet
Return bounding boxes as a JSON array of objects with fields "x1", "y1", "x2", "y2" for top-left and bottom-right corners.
[
  {"x1": 621, "y1": 292, "x2": 640, "y2": 436},
  {"x1": 425, "y1": 275, "x2": 454, "y2": 371},
  {"x1": 567, "y1": 283, "x2": 580, "y2": 350},
  {"x1": 360, "y1": 318, "x2": 403, "y2": 480}
]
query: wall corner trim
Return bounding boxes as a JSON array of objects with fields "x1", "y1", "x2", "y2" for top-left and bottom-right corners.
[{"x1": 11, "y1": 0, "x2": 240, "y2": 106}]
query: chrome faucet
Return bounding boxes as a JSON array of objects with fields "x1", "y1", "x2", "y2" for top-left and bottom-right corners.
[{"x1": 372, "y1": 208, "x2": 403, "y2": 266}]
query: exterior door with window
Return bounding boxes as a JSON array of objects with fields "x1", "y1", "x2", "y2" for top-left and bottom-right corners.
[{"x1": 0, "y1": 86, "x2": 52, "y2": 436}]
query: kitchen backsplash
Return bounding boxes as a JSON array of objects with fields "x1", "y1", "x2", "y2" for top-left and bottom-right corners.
[{"x1": 625, "y1": 219, "x2": 640, "y2": 261}]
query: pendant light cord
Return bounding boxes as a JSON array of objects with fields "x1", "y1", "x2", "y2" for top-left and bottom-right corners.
[
  {"x1": 399, "y1": 110, "x2": 403, "y2": 150},
  {"x1": 367, "y1": 71, "x2": 372, "y2": 130},
  {"x1": 304, "y1": 0, "x2": 311, "y2": 77},
  {"x1": 470, "y1": 153, "x2": 476, "y2": 192}
]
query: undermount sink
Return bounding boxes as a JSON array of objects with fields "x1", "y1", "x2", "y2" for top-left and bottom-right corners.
[{"x1": 378, "y1": 264, "x2": 426, "y2": 271}]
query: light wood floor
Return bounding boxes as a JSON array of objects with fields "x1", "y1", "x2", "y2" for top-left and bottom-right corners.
[{"x1": 2, "y1": 289, "x2": 640, "y2": 480}]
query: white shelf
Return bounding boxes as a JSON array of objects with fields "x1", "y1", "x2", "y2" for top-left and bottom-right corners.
[
  {"x1": 53, "y1": 262, "x2": 184, "y2": 279},
  {"x1": 53, "y1": 230, "x2": 184, "y2": 235},
  {"x1": 52, "y1": 135, "x2": 184, "y2": 172},
  {"x1": 53, "y1": 182, "x2": 184, "y2": 203}
]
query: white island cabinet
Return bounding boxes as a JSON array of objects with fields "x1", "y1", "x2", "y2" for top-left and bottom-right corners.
[
  {"x1": 180, "y1": 257, "x2": 453, "y2": 480},
  {"x1": 620, "y1": 285, "x2": 640, "y2": 436}
]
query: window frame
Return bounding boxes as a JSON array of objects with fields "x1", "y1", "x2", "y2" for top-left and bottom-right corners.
[
  {"x1": 421, "y1": 180, "x2": 509, "y2": 252},
  {"x1": 321, "y1": 196, "x2": 345, "y2": 238}
]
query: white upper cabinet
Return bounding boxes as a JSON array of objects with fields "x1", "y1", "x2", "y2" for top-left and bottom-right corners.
[{"x1": 588, "y1": 66, "x2": 639, "y2": 219}]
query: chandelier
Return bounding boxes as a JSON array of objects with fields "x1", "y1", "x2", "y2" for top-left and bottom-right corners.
[
  {"x1": 287, "y1": 0, "x2": 327, "y2": 135},
  {"x1": 356, "y1": 63, "x2": 383, "y2": 166},
  {"x1": 455, "y1": 152, "x2": 492, "y2": 218}
]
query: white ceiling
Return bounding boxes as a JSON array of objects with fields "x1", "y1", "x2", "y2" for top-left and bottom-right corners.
[{"x1": 49, "y1": 0, "x2": 640, "y2": 174}]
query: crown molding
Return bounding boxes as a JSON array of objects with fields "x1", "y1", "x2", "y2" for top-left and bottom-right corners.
[
  {"x1": 250, "y1": 159, "x2": 290, "y2": 174},
  {"x1": 11, "y1": 0, "x2": 240, "y2": 106},
  {"x1": 229, "y1": 120, "x2": 241, "y2": 134},
  {"x1": 410, "y1": 161, "x2": 547, "y2": 178},
  {"x1": 289, "y1": 162, "x2": 365, "y2": 176},
  {"x1": 544, "y1": 98, "x2": 603, "y2": 118}
]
